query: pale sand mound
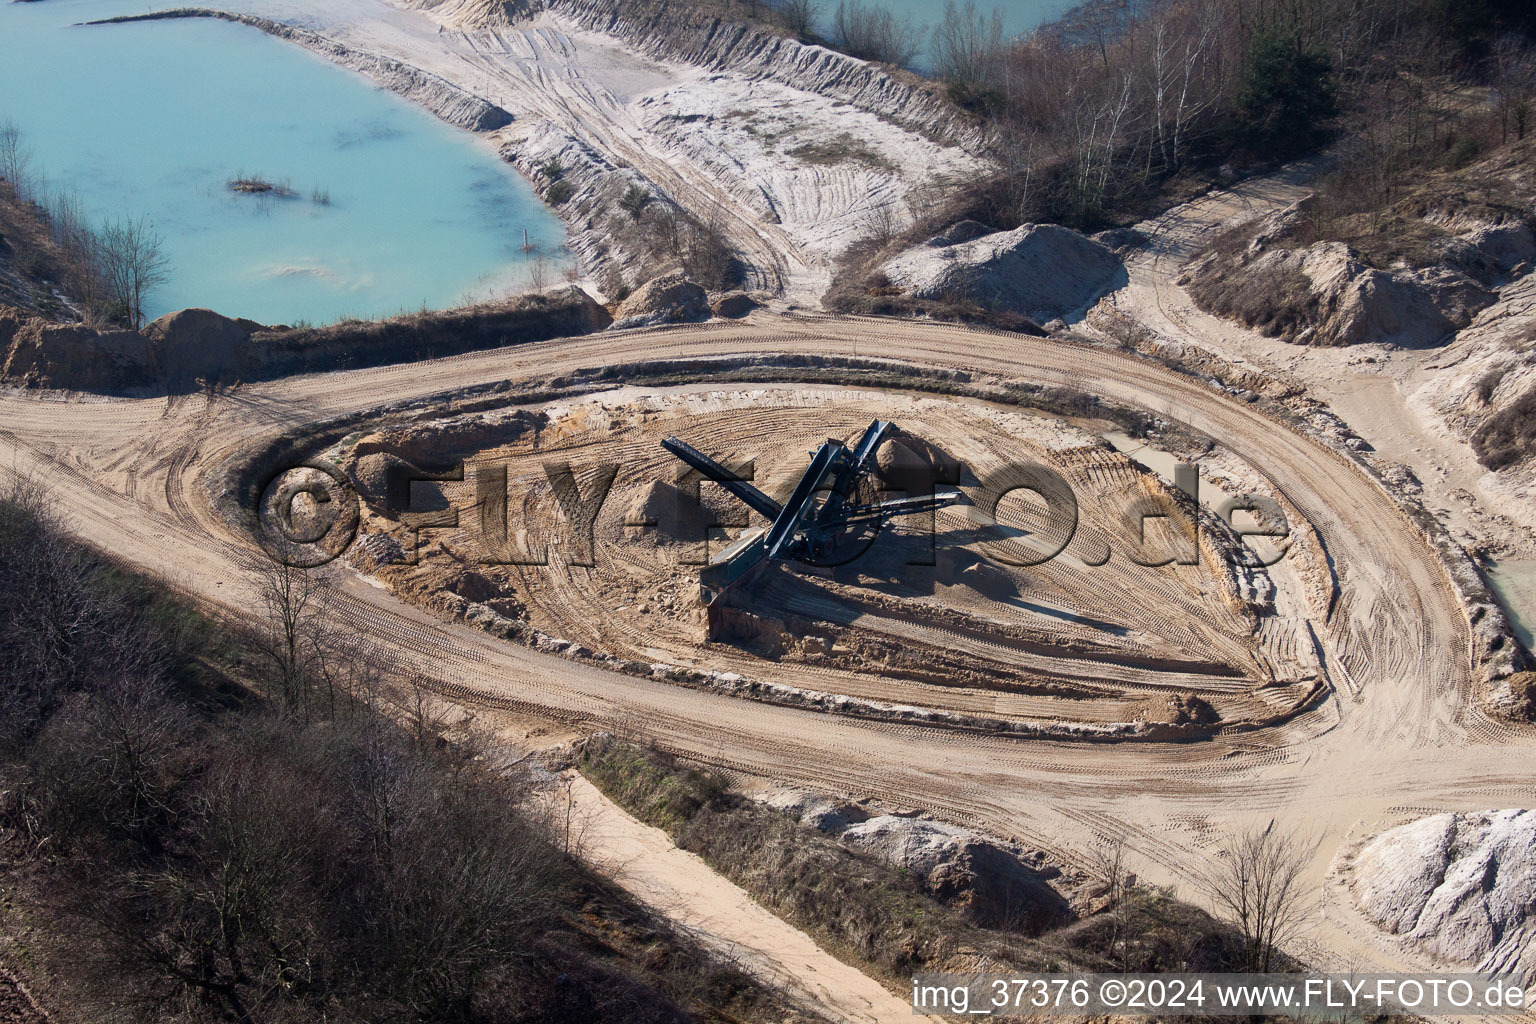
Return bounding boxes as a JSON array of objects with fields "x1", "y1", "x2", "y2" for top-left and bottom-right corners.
[
  {"x1": 350, "y1": 411, "x2": 538, "y2": 467},
  {"x1": 614, "y1": 272, "x2": 709, "y2": 325},
  {"x1": 1353, "y1": 809, "x2": 1536, "y2": 981},
  {"x1": 881, "y1": 223, "x2": 1122, "y2": 322},
  {"x1": 841, "y1": 815, "x2": 1072, "y2": 932},
  {"x1": 764, "y1": 788, "x2": 870, "y2": 832},
  {"x1": 710, "y1": 291, "x2": 758, "y2": 318}
]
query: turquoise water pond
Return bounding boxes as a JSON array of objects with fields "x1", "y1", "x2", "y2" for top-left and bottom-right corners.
[
  {"x1": 822, "y1": 0, "x2": 1079, "y2": 66},
  {"x1": 0, "y1": 0, "x2": 569, "y2": 326},
  {"x1": 1488, "y1": 560, "x2": 1536, "y2": 654}
]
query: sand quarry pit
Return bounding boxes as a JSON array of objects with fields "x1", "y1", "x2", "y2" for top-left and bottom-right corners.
[{"x1": 329, "y1": 383, "x2": 1328, "y2": 738}]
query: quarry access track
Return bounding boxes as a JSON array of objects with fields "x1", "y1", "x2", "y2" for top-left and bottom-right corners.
[{"x1": 1, "y1": 314, "x2": 1532, "y2": 980}]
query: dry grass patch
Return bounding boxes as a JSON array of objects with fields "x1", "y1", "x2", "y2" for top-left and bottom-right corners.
[{"x1": 1472, "y1": 383, "x2": 1536, "y2": 470}]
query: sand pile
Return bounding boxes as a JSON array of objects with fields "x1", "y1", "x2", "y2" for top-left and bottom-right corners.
[
  {"x1": 875, "y1": 431, "x2": 964, "y2": 492},
  {"x1": 613, "y1": 272, "x2": 710, "y2": 327},
  {"x1": 1353, "y1": 809, "x2": 1536, "y2": 982},
  {"x1": 142, "y1": 307, "x2": 266, "y2": 389},
  {"x1": 351, "y1": 412, "x2": 539, "y2": 467},
  {"x1": 625, "y1": 478, "x2": 714, "y2": 542},
  {"x1": 881, "y1": 224, "x2": 1122, "y2": 322},
  {"x1": 763, "y1": 789, "x2": 870, "y2": 832},
  {"x1": 841, "y1": 815, "x2": 1072, "y2": 932},
  {"x1": 350, "y1": 451, "x2": 426, "y2": 514}
]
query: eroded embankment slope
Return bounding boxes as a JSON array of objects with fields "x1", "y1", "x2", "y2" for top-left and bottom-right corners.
[
  {"x1": 0, "y1": 289, "x2": 609, "y2": 392},
  {"x1": 90, "y1": 8, "x2": 515, "y2": 131}
]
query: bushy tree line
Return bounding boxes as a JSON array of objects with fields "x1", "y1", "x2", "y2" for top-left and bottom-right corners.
[
  {"x1": 0, "y1": 480, "x2": 750, "y2": 1024},
  {"x1": 917, "y1": 0, "x2": 1536, "y2": 229}
]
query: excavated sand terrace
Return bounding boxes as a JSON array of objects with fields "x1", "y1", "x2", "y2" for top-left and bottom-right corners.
[
  {"x1": 331, "y1": 383, "x2": 1326, "y2": 735},
  {"x1": 2, "y1": 313, "x2": 1533, "y2": 991}
]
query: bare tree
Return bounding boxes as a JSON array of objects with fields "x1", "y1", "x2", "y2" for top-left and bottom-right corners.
[
  {"x1": 1198, "y1": 821, "x2": 1317, "y2": 972},
  {"x1": 655, "y1": 202, "x2": 738, "y2": 291},
  {"x1": 97, "y1": 215, "x2": 170, "y2": 328},
  {"x1": 831, "y1": 0, "x2": 921, "y2": 68},
  {"x1": 774, "y1": 0, "x2": 819, "y2": 36},
  {"x1": 1088, "y1": 833, "x2": 1135, "y2": 971},
  {"x1": 935, "y1": 0, "x2": 1005, "y2": 90},
  {"x1": 45, "y1": 187, "x2": 109, "y2": 318},
  {"x1": 862, "y1": 199, "x2": 901, "y2": 250},
  {"x1": 0, "y1": 120, "x2": 32, "y2": 198},
  {"x1": 1493, "y1": 34, "x2": 1536, "y2": 143},
  {"x1": 990, "y1": 125, "x2": 1039, "y2": 223},
  {"x1": 251, "y1": 552, "x2": 325, "y2": 721},
  {"x1": 1164, "y1": 10, "x2": 1218, "y2": 170},
  {"x1": 526, "y1": 252, "x2": 552, "y2": 293}
]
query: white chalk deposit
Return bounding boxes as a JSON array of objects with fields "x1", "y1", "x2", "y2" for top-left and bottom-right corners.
[
  {"x1": 882, "y1": 223, "x2": 1123, "y2": 322},
  {"x1": 1353, "y1": 809, "x2": 1536, "y2": 982}
]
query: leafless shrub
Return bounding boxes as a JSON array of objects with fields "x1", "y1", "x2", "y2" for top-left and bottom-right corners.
[
  {"x1": 98, "y1": 215, "x2": 170, "y2": 328},
  {"x1": 861, "y1": 200, "x2": 901, "y2": 250},
  {"x1": 0, "y1": 119, "x2": 32, "y2": 198},
  {"x1": 527, "y1": 252, "x2": 552, "y2": 293},
  {"x1": 335, "y1": 726, "x2": 567, "y2": 1016},
  {"x1": 0, "y1": 475, "x2": 187, "y2": 746},
  {"x1": 772, "y1": 0, "x2": 819, "y2": 36},
  {"x1": 831, "y1": 0, "x2": 921, "y2": 67},
  {"x1": 1087, "y1": 833, "x2": 1135, "y2": 971},
  {"x1": 902, "y1": 173, "x2": 958, "y2": 228},
  {"x1": 648, "y1": 203, "x2": 741, "y2": 291},
  {"x1": 82, "y1": 737, "x2": 332, "y2": 1021},
  {"x1": 1197, "y1": 821, "x2": 1317, "y2": 972},
  {"x1": 32, "y1": 676, "x2": 192, "y2": 843},
  {"x1": 935, "y1": 0, "x2": 1005, "y2": 90}
]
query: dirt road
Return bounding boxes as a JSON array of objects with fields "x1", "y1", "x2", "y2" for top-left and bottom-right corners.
[
  {"x1": 1099, "y1": 158, "x2": 1536, "y2": 560},
  {"x1": 562, "y1": 774, "x2": 934, "y2": 1023},
  {"x1": 2, "y1": 312, "x2": 1532, "y2": 982}
]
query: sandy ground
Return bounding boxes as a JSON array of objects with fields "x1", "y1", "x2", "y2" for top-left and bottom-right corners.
[
  {"x1": 2, "y1": 314, "x2": 1532, "y2": 995},
  {"x1": 340, "y1": 384, "x2": 1313, "y2": 734},
  {"x1": 1096, "y1": 161, "x2": 1536, "y2": 564},
  {"x1": 17, "y1": 0, "x2": 1536, "y2": 996},
  {"x1": 560, "y1": 774, "x2": 933, "y2": 1023}
]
